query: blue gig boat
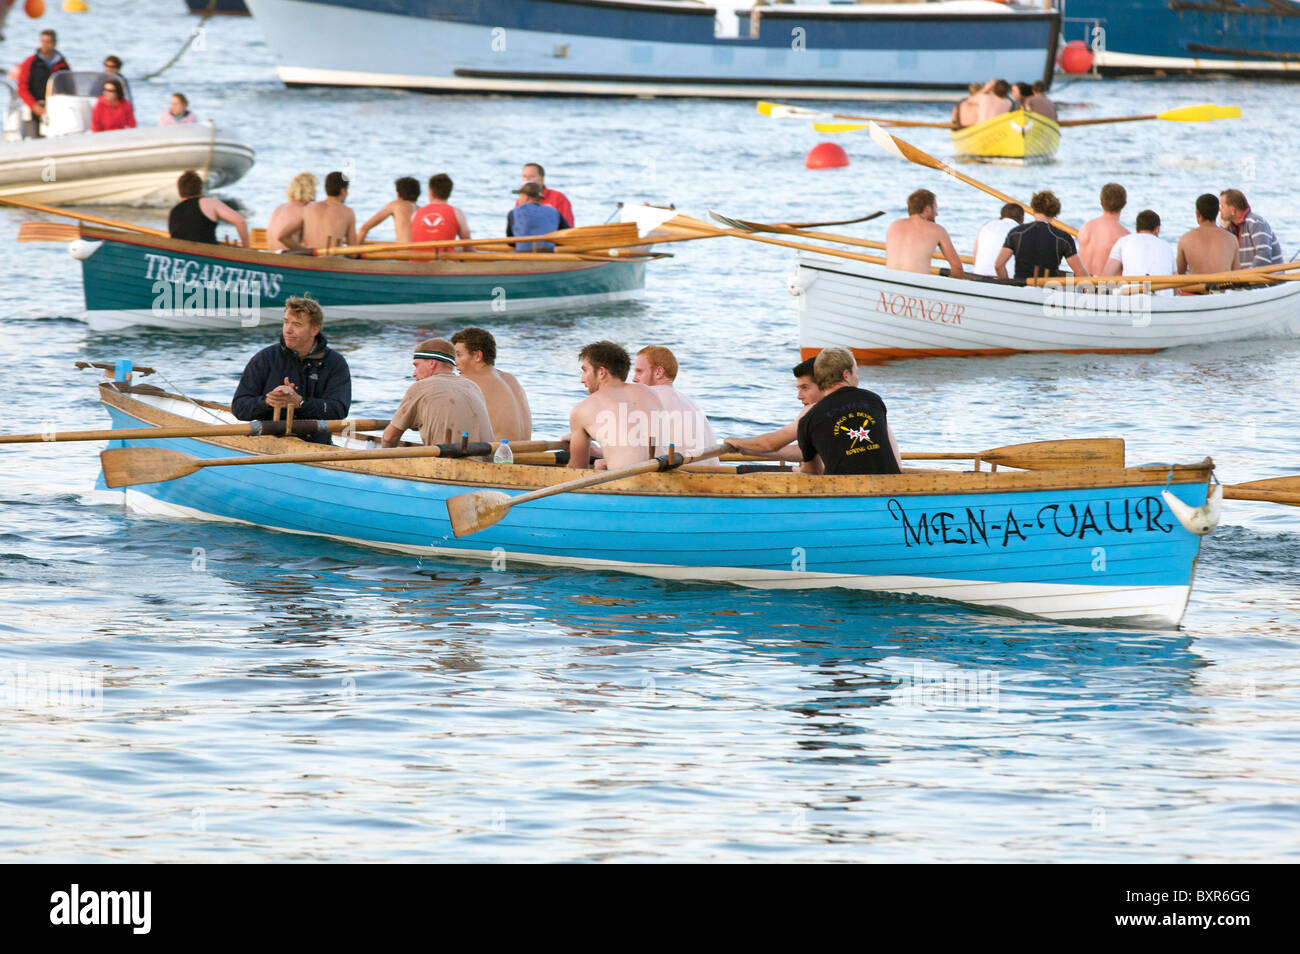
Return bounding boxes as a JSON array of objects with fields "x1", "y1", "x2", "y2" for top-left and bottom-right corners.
[
  {"x1": 243, "y1": 0, "x2": 1062, "y2": 101},
  {"x1": 95, "y1": 376, "x2": 1218, "y2": 628}
]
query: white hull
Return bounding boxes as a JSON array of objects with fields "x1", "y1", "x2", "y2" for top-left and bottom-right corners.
[
  {"x1": 0, "y1": 123, "x2": 254, "y2": 206},
  {"x1": 794, "y1": 253, "x2": 1300, "y2": 361}
]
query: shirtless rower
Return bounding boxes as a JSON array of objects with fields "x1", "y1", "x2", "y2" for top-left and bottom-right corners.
[
  {"x1": 723, "y1": 358, "x2": 823, "y2": 463},
  {"x1": 1176, "y1": 193, "x2": 1239, "y2": 278},
  {"x1": 450, "y1": 327, "x2": 532, "y2": 442},
  {"x1": 976, "y1": 79, "x2": 1015, "y2": 123},
  {"x1": 357, "y1": 176, "x2": 420, "y2": 245},
  {"x1": 632, "y1": 345, "x2": 716, "y2": 456},
  {"x1": 265, "y1": 172, "x2": 316, "y2": 252},
  {"x1": 568, "y1": 341, "x2": 663, "y2": 470},
  {"x1": 282, "y1": 170, "x2": 355, "y2": 250},
  {"x1": 885, "y1": 188, "x2": 965, "y2": 278},
  {"x1": 951, "y1": 81, "x2": 982, "y2": 129},
  {"x1": 1077, "y1": 182, "x2": 1129, "y2": 276}
]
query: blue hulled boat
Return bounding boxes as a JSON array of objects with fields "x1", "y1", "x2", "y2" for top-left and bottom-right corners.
[
  {"x1": 243, "y1": 0, "x2": 1061, "y2": 101},
  {"x1": 95, "y1": 374, "x2": 1218, "y2": 628},
  {"x1": 1064, "y1": 0, "x2": 1300, "y2": 76},
  {"x1": 69, "y1": 226, "x2": 647, "y2": 332}
]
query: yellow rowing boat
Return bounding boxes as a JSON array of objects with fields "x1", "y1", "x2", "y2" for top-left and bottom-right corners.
[{"x1": 951, "y1": 108, "x2": 1060, "y2": 163}]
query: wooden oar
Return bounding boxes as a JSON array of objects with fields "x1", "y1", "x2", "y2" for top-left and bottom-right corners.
[
  {"x1": 659, "y1": 213, "x2": 892, "y2": 267},
  {"x1": 1058, "y1": 104, "x2": 1241, "y2": 128},
  {"x1": 313, "y1": 222, "x2": 638, "y2": 258},
  {"x1": 814, "y1": 120, "x2": 955, "y2": 132},
  {"x1": 447, "y1": 444, "x2": 728, "y2": 537},
  {"x1": 901, "y1": 438, "x2": 1125, "y2": 471},
  {"x1": 865, "y1": 122, "x2": 1079, "y2": 237},
  {"x1": 758, "y1": 100, "x2": 955, "y2": 129},
  {"x1": 101, "y1": 439, "x2": 570, "y2": 488},
  {"x1": 0, "y1": 418, "x2": 388, "y2": 445},
  {"x1": 1224, "y1": 476, "x2": 1300, "y2": 506},
  {"x1": 1022, "y1": 259, "x2": 1300, "y2": 289},
  {"x1": 17, "y1": 221, "x2": 81, "y2": 242},
  {"x1": 0, "y1": 195, "x2": 168, "y2": 237},
  {"x1": 708, "y1": 210, "x2": 975, "y2": 266}
]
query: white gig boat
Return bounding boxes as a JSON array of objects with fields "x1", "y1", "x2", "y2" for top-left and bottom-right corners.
[
  {"x1": 1, "y1": 72, "x2": 254, "y2": 206},
  {"x1": 793, "y1": 252, "x2": 1300, "y2": 362}
]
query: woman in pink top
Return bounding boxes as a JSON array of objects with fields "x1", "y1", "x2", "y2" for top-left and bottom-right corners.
[
  {"x1": 91, "y1": 79, "x2": 136, "y2": 132},
  {"x1": 158, "y1": 92, "x2": 198, "y2": 125}
]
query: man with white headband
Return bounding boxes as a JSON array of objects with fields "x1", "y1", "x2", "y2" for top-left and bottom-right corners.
[{"x1": 381, "y1": 338, "x2": 494, "y2": 448}]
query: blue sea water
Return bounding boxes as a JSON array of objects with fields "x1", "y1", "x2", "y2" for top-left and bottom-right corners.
[{"x1": 1, "y1": 2, "x2": 1298, "y2": 862}]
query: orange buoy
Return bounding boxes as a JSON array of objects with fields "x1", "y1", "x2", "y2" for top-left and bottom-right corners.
[
  {"x1": 1059, "y1": 40, "x2": 1094, "y2": 74},
  {"x1": 805, "y1": 142, "x2": 849, "y2": 169},
  {"x1": 25, "y1": 0, "x2": 46, "y2": 17}
]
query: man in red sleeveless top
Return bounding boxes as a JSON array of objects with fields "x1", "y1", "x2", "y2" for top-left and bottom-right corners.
[{"x1": 411, "y1": 173, "x2": 471, "y2": 246}]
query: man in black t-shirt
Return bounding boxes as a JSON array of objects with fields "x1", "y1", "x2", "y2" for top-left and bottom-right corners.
[
  {"x1": 995, "y1": 190, "x2": 1089, "y2": 283},
  {"x1": 796, "y1": 348, "x2": 901, "y2": 476}
]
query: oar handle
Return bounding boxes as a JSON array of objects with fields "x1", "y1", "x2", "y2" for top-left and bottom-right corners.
[
  {"x1": 0, "y1": 418, "x2": 390, "y2": 445},
  {"x1": 505, "y1": 443, "x2": 728, "y2": 508}
]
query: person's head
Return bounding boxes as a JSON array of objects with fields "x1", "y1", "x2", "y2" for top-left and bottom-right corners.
[
  {"x1": 1135, "y1": 209, "x2": 1160, "y2": 234},
  {"x1": 792, "y1": 357, "x2": 822, "y2": 406},
  {"x1": 411, "y1": 337, "x2": 456, "y2": 380},
  {"x1": 992, "y1": 79, "x2": 1011, "y2": 98},
  {"x1": 515, "y1": 181, "x2": 543, "y2": 204},
  {"x1": 967, "y1": 81, "x2": 982, "y2": 96},
  {"x1": 101, "y1": 79, "x2": 123, "y2": 102},
  {"x1": 324, "y1": 170, "x2": 348, "y2": 198},
  {"x1": 522, "y1": 163, "x2": 545, "y2": 186},
  {"x1": 177, "y1": 169, "x2": 203, "y2": 199},
  {"x1": 1001, "y1": 202, "x2": 1025, "y2": 224},
  {"x1": 1033, "y1": 80, "x2": 1048, "y2": 94},
  {"x1": 1030, "y1": 190, "x2": 1061, "y2": 219},
  {"x1": 812, "y1": 347, "x2": 858, "y2": 392},
  {"x1": 1014, "y1": 82, "x2": 1033, "y2": 99},
  {"x1": 394, "y1": 176, "x2": 420, "y2": 202},
  {"x1": 169, "y1": 92, "x2": 189, "y2": 116},
  {"x1": 282, "y1": 295, "x2": 324, "y2": 354},
  {"x1": 634, "y1": 346, "x2": 677, "y2": 386},
  {"x1": 1219, "y1": 188, "x2": 1248, "y2": 225},
  {"x1": 39, "y1": 30, "x2": 56, "y2": 56},
  {"x1": 286, "y1": 171, "x2": 317, "y2": 202},
  {"x1": 907, "y1": 188, "x2": 937, "y2": 219},
  {"x1": 103, "y1": 55, "x2": 122, "y2": 73},
  {"x1": 428, "y1": 173, "x2": 453, "y2": 201},
  {"x1": 578, "y1": 340, "x2": 630, "y2": 393},
  {"x1": 451, "y1": 326, "x2": 496, "y2": 370},
  {"x1": 1099, "y1": 182, "x2": 1127, "y2": 214},
  {"x1": 1195, "y1": 192, "x2": 1220, "y2": 225}
]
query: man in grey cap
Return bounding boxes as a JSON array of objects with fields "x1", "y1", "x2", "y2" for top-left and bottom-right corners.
[
  {"x1": 506, "y1": 181, "x2": 570, "y2": 251},
  {"x1": 381, "y1": 338, "x2": 494, "y2": 448}
]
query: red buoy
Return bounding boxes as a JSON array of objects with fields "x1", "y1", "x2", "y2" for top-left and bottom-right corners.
[
  {"x1": 805, "y1": 142, "x2": 849, "y2": 169},
  {"x1": 1059, "y1": 40, "x2": 1094, "y2": 74}
]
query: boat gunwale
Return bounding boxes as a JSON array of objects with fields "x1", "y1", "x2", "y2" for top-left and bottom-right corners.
[{"x1": 101, "y1": 382, "x2": 1216, "y2": 499}]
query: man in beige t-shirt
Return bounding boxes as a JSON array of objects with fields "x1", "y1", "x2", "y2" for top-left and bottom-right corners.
[{"x1": 381, "y1": 338, "x2": 494, "y2": 448}]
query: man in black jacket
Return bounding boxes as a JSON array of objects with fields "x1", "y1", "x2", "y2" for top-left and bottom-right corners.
[{"x1": 232, "y1": 296, "x2": 351, "y2": 444}]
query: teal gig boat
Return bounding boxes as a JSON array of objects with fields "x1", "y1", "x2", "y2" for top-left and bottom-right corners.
[
  {"x1": 70, "y1": 226, "x2": 648, "y2": 332},
  {"x1": 94, "y1": 371, "x2": 1223, "y2": 628}
]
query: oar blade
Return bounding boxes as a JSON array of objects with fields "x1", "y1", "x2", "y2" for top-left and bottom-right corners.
[
  {"x1": 100, "y1": 447, "x2": 202, "y2": 488},
  {"x1": 866, "y1": 121, "x2": 914, "y2": 163},
  {"x1": 446, "y1": 489, "x2": 513, "y2": 538},
  {"x1": 707, "y1": 210, "x2": 754, "y2": 232},
  {"x1": 979, "y1": 438, "x2": 1126, "y2": 471},
  {"x1": 812, "y1": 121, "x2": 869, "y2": 134},
  {"x1": 1157, "y1": 103, "x2": 1242, "y2": 123},
  {"x1": 18, "y1": 221, "x2": 81, "y2": 242}
]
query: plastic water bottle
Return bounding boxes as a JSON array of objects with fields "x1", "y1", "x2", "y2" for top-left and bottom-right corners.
[{"x1": 494, "y1": 439, "x2": 513, "y2": 464}]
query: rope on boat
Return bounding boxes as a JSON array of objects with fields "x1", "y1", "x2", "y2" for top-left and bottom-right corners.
[
  {"x1": 138, "y1": 0, "x2": 221, "y2": 82},
  {"x1": 152, "y1": 369, "x2": 228, "y2": 424}
]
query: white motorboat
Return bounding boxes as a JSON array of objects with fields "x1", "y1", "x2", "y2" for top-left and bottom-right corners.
[{"x1": 1, "y1": 71, "x2": 254, "y2": 206}]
